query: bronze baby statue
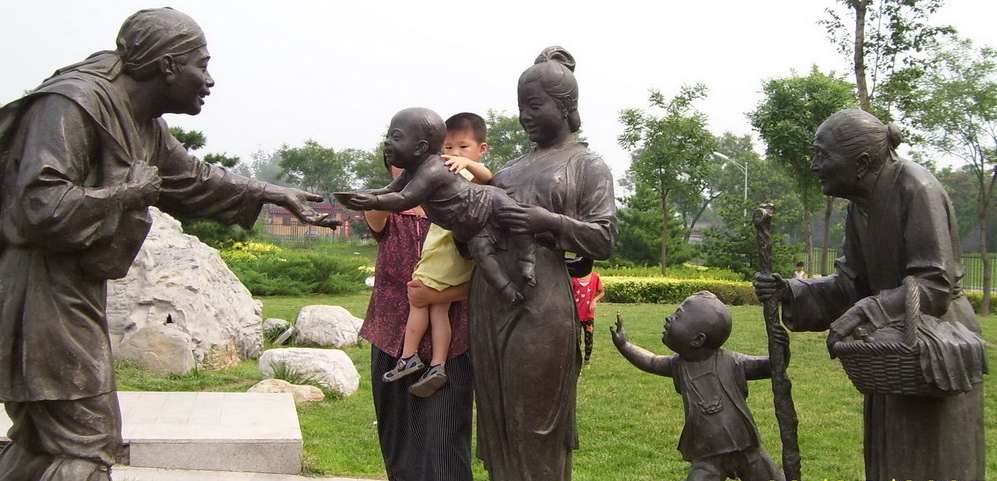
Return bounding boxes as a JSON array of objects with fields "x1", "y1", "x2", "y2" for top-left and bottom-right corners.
[
  {"x1": 337, "y1": 107, "x2": 534, "y2": 303},
  {"x1": 611, "y1": 291, "x2": 787, "y2": 481}
]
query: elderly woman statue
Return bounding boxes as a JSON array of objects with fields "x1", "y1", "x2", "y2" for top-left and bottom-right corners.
[
  {"x1": 754, "y1": 109, "x2": 986, "y2": 481},
  {"x1": 472, "y1": 47, "x2": 617, "y2": 481},
  {"x1": 0, "y1": 9, "x2": 336, "y2": 480}
]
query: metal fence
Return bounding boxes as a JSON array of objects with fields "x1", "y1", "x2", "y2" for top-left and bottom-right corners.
[{"x1": 806, "y1": 247, "x2": 994, "y2": 291}]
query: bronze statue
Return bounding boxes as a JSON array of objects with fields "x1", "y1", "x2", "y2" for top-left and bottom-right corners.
[
  {"x1": 469, "y1": 47, "x2": 617, "y2": 481},
  {"x1": 754, "y1": 108, "x2": 988, "y2": 480},
  {"x1": 336, "y1": 107, "x2": 536, "y2": 304},
  {"x1": 611, "y1": 293, "x2": 786, "y2": 481},
  {"x1": 0, "y1": 9, "x2": 337, "y2": 480}
]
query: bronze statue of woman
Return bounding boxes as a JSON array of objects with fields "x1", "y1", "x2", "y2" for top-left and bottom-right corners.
[
  {"x1": 474, "y1": 47, "x2": 617, "y2": 481},
  {"x1": 754, "y1": 109, "x2": 986, "y2": 481}
]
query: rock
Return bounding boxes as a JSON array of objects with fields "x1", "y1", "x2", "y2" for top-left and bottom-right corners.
[
  {"x1": 117, "y1": 324, "x2": 196, "y2": 375},
  {"x1": 264, "y1": 318, "x2": 290, "y2": 333},
  {"x1": 259, "y1": 348, "x2": 360, "y2": 397},
  {"x1": 248, "y1": 378, "x2": 325, "y2": 405},
  {"x1": 294, "y1": 305, "x2": 363, "y2": 348},
  {"x1": 107, "y1": 208, "x2": 263, "y2": 370}
]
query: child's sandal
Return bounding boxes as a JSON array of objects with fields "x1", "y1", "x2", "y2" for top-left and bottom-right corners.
[{"x1": 382, "y1": 355, "x2": 425, "y2": 383}]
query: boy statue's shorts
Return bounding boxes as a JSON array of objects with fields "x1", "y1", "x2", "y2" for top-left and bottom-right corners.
[{"x1": 412, "y1": 224, "x2": 474, "y2": 291}]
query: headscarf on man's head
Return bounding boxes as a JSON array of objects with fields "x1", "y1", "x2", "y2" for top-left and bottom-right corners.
[
  {"x1": 44, "y1": 7, "x2": 206, "y2": 83},
  {"x1": 117, "y1": 7, "x2": 206, "y2": 76}
]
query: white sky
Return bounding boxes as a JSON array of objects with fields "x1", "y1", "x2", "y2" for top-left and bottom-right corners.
[{"x1": 2, "y1": 0, "x2": 995, "y2": 182}]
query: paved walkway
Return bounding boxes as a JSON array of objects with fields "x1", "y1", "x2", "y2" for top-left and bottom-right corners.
[{"x1": 113, "y1": 466, "x2": 381, "y2": 481}]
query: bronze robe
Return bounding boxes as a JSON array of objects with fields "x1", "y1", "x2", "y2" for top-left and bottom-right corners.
[
  {"x1": 782, "y1": 159, "x2": 985, "y2": 481},
  {"x1": 0, "y1": 70, "x2": 264, "y2": 402},
  {"x1": 469, "y1": 142, "x2": 616, "y2": 481}
]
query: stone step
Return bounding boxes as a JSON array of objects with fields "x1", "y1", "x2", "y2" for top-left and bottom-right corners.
[
  {"x1": 112, "y1": 466, "x2": 377, "y2": 481},
  {"x1": 1, "y1": 391, "x2": 303, "y2": 474}
]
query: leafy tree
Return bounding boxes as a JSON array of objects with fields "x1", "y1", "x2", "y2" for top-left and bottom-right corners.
[
  {"x1": 936, "y1": 165, "x2": 997, "y2": 250},
  {"x1": 619, "y1": 85, "x2": 717, "y2": 274},
  {"x1": 895, "y1": 37, "x2": 997, "y2": 312},
  {"x1": 276, "y1": 140, "x2": 355, "y2": 194},
  {"x1": 350, "y1": 144, "x2": 393, "y2": 190},
  {"x1": 821, "y1": 0, "x2": 954, "y2": 116},
  {"x1": 748, "y1": 67, "x2": 856, "y2": 275},
  {"x1": 700, "y1": 134, "x2": 806, "y2": 278},
  {"x1": 168, "y1": 126, "x2": 206, "y2": 151},
  {"x1": 484, "y1": 110, "x2": 532, "y2": 171},
  {"x1": 614, "y1": 174, "x2": 695, "y2": 267},
  {"x1": 203, "y1": 152, "x2": 240, "y2": 168},
  {"x1": 249, "y1": 149, "x2": 287, "y2": 185}
]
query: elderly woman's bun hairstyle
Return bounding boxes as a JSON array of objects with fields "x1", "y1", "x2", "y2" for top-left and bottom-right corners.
[
  {"x1": 819, "y1": 108, "x2": 902, "y2": 166},
  {"x1": 520, "y1": 46, "x2": 581, "y2": 133}
]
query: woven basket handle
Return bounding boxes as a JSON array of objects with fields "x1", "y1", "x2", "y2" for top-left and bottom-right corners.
[{"x1": 902, "y1": 276, "x2": 921, "y2": 347}]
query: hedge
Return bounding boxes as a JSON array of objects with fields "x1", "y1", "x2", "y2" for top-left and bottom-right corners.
[
  {"x1": 603, "y1": 276, "x2": 758, "y2": 305},
  {"x1": 603, "y1": 278, "x2": 984, "y2": 312},
  {"x1": 966, "y1": 290, "x2": 983, "y2": 312}
]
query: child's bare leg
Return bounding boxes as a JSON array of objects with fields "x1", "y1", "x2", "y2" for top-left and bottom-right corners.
[
  {"x1": 428, "y1": 302, "x2": 452, "y2": 366},
  {"x1": 401, "y1": 304, "x2": 429, "y2": 359},
  {"x1": 382, "y1": 302, "x2": 429, "y2": 383}
]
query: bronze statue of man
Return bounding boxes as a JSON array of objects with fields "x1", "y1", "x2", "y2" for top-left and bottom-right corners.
[{"x1": 0, "y1": 8, "x2": 337, "y2": 480}]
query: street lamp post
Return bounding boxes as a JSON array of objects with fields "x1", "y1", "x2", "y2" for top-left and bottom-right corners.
[{"x1": 712, "y1": 151, "x2": 748, "y2": 217}]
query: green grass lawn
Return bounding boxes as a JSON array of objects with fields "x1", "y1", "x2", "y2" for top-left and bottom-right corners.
[{"x1": 116, "y1": 293, "x2": 997, "y2": 480}]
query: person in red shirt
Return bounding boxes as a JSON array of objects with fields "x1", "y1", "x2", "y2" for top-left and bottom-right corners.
[{"x1": 571, "y1": 270, "x2": 605, "y2": 364}]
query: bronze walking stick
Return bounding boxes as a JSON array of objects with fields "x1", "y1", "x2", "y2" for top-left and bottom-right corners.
[{"x1": 753, "y1": 203, "x2": 801, "y2": 481}]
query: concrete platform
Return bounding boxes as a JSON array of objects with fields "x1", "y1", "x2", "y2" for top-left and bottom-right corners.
[
  {"x1": 112, "y1": 467, "x2": 377, "y2": 481},
  {"x1": 1, "y1": 392, "x2": 303, "y2": 474}
]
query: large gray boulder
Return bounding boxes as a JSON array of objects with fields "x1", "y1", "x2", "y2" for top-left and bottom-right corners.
[
  {"x1": 294, "y1": 305, "x2": 363, "y2": 348},
  {"x1": 259, "y1": 348, "x2": 360, "y2": 397},
  {"x1": 117, "y1": 324, "x2": 196, "y2": 375},
  {"x1": 107, "y1": 208, "x2": 263, "y2": 370}
]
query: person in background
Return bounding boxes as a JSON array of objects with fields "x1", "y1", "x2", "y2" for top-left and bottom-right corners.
[
  {"x1": 793, "y1": 261, "x2": 807, "y2": 279},
  {"x1": 572, "y1": 268, "x2": 604, "y2": 365}
]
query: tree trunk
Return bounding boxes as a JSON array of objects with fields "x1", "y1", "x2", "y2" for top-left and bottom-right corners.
[
  {"x1": 980, "y1": 199, "x2": 991, "y2": 315},
  {"x1": 852, "y1": 0, "x2": 871, "y2": 111},
  {"x1": 820, "y1": 196, "x2": 834, "y2": 276},
  {"x1": 803, "y1": 208, "x2": 814, "y2": 277},
  {"x1": 683, "y1": 194, "x2": 718, "y2": 242},
  {"x1": 660, "y1": 190, "x2": 670, "y2": 276}
]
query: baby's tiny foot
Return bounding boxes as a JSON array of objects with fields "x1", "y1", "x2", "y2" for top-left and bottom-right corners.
[{"x1": 501, "y1": 284, "x2": 524, "y2": 304}]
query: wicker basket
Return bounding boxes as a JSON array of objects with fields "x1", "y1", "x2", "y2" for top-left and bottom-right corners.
[{"x1": 830, "y1": 276, "x2": 948, "y2": 397}]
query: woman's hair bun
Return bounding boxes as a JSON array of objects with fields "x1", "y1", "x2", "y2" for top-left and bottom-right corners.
[
  {"x1": 886, "y1": 123, "x2": 903, "y2": 149},
  {"x1": 534, "y1": 46, "x2": 575, "y2": 72}
]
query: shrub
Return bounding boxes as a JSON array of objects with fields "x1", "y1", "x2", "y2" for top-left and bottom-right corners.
[
  {"x1": 181, "y1": 218, "x2": 255, "y2": 249},
  {"x1": 966, "y1": 290, "x2": 983, "y2": 312},
  {"x1": 221, "y1": 242, "x2": 371, "y2": 296},
  {"x1": 603, "y1": 276, "x2": 758, "y2": 305}
]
